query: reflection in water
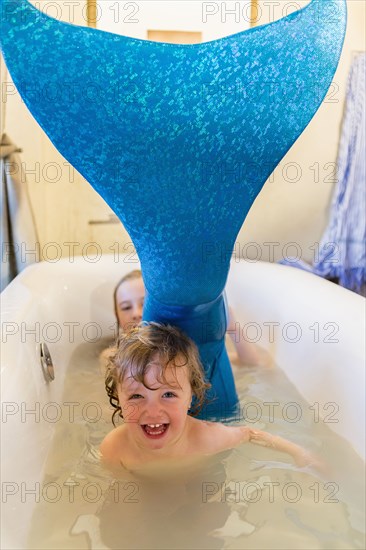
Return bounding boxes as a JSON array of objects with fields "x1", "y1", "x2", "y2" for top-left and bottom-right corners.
[{"x1": 28, "y1": 339, "x2": 365, "y2": 550}]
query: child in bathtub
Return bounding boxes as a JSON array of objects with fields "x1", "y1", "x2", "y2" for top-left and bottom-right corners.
[
  {"x1": 100, "y1": 269, "x2": 267, "y2": 369},
  {"x1": 113, "y1": 269, "x2": 145, "y2": 333},
  {"x1": 100, "y1": 322, "x2": 320, "y2": 472}
]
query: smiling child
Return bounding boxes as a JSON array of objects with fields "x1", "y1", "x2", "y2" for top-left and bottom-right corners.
[{"x1": 100, "y1": 323, "x2": 320, "y2": 473}]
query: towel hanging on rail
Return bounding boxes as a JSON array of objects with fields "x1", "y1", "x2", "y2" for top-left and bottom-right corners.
[
  {"x1": 0, "y1": 133, "x2": 39, "y2": 291},
  {"x1": 280, "y1": 53, "x2": 366, "y2": 295}
]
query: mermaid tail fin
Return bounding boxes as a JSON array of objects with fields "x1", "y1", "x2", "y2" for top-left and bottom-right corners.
[{"x1": 0, "y1": 0, "x2": 347, "y2": 305}]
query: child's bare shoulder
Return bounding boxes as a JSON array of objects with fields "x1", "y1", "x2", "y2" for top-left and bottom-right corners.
[
  {"x1": 100, "y1": 425, "x2": 126, "y2": 464},
  {"x1": 190, "y1": 417, "x2": 250, "y2": 454}
]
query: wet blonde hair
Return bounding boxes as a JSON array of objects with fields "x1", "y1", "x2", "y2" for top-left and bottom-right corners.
[{"x1": 105, "y1": 322, "x2": 211, "y2": 425}]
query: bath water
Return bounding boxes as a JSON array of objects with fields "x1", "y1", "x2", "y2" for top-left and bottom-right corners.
[{"x1": 27, "y1": 339, "x2": 365, "y2": 549}]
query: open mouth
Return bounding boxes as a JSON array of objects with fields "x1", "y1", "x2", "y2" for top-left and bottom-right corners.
[{"x1": 141, "y1": 423, "x2": 169, "y2": 439}]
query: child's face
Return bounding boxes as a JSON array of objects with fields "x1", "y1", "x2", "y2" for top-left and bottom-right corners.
[
  {"x1": 115, "y1": 277, "x2": 145, "y2": 331},
  {"x1": 117, "y1": 355, "x2": 193, "y2": 452}
]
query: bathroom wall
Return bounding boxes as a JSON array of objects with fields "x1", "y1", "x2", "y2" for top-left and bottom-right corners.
[
  {"x1": 240, "y1": 0, "x2": 366, "y2": 264},
  {"x1": 1, "y1": 0, "x2": 365, "y2": 266}
]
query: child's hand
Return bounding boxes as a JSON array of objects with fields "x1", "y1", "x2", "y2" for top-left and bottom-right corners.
[
  {"x1": 293, "y1": 448, "x2": 330, "y2": 476},
  {"x1": 247, "y1": 429, "x2": 330, "y2": 476},
  {"x1": 248, "y1": 429, "x2": 276, "y2": 448}
]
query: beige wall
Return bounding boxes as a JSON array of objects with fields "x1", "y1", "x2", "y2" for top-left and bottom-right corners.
[
  {"x1": 1, "y1": 0, "x2": 365, "y2": 264},
  {"x1": 240, "y1": 0, "x2": 366, "y2": 263},
  {"x1": 1, "y1": 1, "x2": 132, "y2": 263}
]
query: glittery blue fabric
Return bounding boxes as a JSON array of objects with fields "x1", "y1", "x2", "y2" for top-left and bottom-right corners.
[{"x1": 0, "y1": 0, "x2": 346, "y2": 418}]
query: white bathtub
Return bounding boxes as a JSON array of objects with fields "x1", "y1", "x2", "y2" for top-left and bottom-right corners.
[{"x1": 1, "y1": 255, "x2": 365, "y2": 549}]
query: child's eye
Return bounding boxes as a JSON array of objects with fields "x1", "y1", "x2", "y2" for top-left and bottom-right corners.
[
  {"x1": 129, "y1": 394, "x2": 143, "y2": 399},
  {"x1": 163, "y1": 391, "x2": 177, "y2": 398}
]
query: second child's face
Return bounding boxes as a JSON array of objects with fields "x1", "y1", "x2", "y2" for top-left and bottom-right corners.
[
  {"x1": 117, "y1": 355, "x2": 193, "y2": 453},
  {"x1": 116, "y1": 277, "x2": 145, "y2": 331}
]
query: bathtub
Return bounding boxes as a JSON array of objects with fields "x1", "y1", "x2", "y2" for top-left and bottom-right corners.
[{"x1": 1, "y1": 254, "x2": 365, "y2": 549}]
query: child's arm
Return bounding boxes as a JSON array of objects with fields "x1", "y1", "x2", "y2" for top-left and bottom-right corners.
[
  {"x1": 209, "y1": 424, "x2": 313, "y2": 467},
  {"x1": 242, "y1": 427, "x2": 324, "y2": 469}
]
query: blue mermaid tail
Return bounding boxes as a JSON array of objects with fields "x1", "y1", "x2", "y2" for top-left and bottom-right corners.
[{"x1": 0, "y1": 0, "x2": 346, "y2": 418}]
